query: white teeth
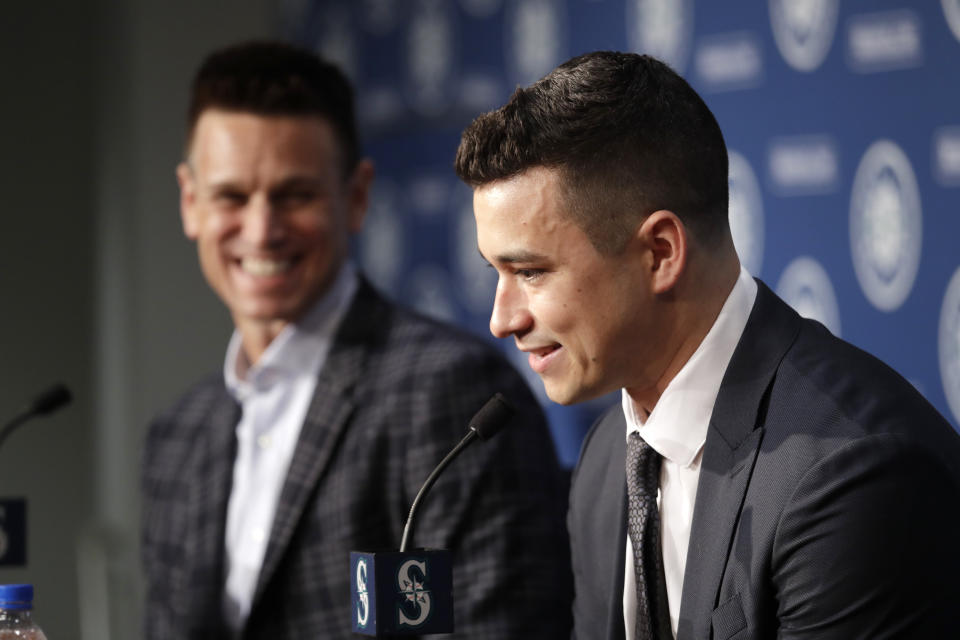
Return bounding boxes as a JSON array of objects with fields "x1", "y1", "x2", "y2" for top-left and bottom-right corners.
[{"x1": 241, "y1": 257, "x2": 292, "y2": 276}]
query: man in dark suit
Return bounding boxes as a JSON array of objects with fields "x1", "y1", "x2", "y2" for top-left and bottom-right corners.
[
  {"x1": 455, "y1": 50, "x2": 960, "y2": 639},
  {"x1": 141, "y1": 41, "x2": 572, "y2": 639}
]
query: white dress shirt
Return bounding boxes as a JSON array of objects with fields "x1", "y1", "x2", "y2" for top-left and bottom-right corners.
[
  {"x1": 221, "y1": 263, "x2": 358, "y2": 634},
  {"x1": 623, "y1": 267, "x2": 757, "y2": 639}
]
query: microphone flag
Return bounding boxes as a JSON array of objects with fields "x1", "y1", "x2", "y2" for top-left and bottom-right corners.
[
  {"x1": 349, "y1": 394, "x2": 513, "y2": 636},
  {"x1": 350, "y1": 549, "x2": 453, "y2": 636}
]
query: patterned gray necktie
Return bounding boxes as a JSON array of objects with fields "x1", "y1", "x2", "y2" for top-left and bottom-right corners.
[{"x1": 626, "y1": 431, "x2": 670, "y2": 640}]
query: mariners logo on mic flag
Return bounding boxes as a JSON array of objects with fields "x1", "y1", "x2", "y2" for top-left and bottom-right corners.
[
  {"x1": 397, "y1": 559, "x2": 432, "y2": 626},
  {"x1": 350, "y1": 550, "x2": 453, "y2": 635},
  {"x1": 355, "y1": 558, "x2": 371, "y2": 630}
]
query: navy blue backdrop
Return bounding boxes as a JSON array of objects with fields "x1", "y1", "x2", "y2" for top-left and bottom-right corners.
[{"x1": 286, "y1": 0, "x2": 960, "y2": 467}]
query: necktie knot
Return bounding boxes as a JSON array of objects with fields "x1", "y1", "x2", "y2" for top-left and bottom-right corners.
[{"x1": 627, "y1": 432, "x2": 662, "y2": 495}]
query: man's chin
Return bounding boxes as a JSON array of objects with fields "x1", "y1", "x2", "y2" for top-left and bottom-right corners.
[
  {"x1": 228, "y1": 301, "x2": 304, "y2": 328},
  {"x1": 542, "y1": 375, "x2": 614, "y2": 406},
  {"x1": 542, "y1": 382, "x2": 591, "y2": 407}
]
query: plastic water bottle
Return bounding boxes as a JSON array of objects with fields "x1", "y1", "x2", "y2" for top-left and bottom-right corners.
[{"x1": 0, "y1": 584, "x2": 48, "y2": 639}]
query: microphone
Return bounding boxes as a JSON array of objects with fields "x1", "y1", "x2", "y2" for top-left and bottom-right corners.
[
  {"x1": 0, "y1": 384, "x2": 72, "y2": 453},
  {"x1": 350, "y1": 393, "x2": 515, "y2": 636},
  {"x1": 400, "y1": 392, "x2": 513, "y2": 552}
]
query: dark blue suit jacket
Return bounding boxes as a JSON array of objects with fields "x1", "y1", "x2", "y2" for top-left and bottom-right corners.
[{"x1": 569, "y1": 280, "x2": 960, "y2": 639}]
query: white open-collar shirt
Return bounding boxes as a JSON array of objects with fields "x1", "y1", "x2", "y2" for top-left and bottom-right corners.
[
  {"x1": 221, "y1": 262, "x2": 358, "y2": 634},
  {"x1": 622, "y1": 267, "x2": 757, "y2": 639}
]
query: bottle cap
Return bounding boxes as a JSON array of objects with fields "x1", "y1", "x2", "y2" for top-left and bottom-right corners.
[{"x1": 0, "y1": 584, "x2": 34, "y2": 610}]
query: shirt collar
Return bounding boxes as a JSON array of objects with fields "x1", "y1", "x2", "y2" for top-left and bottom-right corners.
[
  {"x1": 623, "y1": 267, "x2": 758, "y2": 466},
  {"x1": 224, "y1": 262, "x2": 359, "y2": 399}
]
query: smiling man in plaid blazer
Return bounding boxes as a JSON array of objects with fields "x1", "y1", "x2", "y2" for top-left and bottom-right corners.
[{"x1": 140, "y1": 41, "x2": 572, "y2": 639}]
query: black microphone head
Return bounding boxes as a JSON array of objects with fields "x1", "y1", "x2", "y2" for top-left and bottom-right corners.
[
  {"x1": 468, "y1": 393, "x2": 515, "y2": 441},
  {"x1": 30, "y1": 383, "x2": 72, "y2": 416}
]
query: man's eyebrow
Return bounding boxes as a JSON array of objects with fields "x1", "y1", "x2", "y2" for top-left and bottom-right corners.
[
  {"x1": 477, "y1": 247, "x2": 548, "y2": 265},
  {"x1": 272, "y1": 175, "x2": 324, "y2": 191},
  {"x1": 206, "y1": 175, "x2": 322, "y2": 190},
  {"x1": 205, "y1": 178, "x2": 246, "y2": 193}
]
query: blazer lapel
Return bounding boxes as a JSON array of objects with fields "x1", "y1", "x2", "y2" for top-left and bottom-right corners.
[
  {"x1": 252, "y1": 279, "x2": 384, "y2": 603},
  {"x1": 605, "y1": 439, "x2": 628, "y2": 640},
  {"x1": 576, "y1": 409, "x2": 629, "y2": 640},
  {"x1": 677, "y1": 282, "x2": 800, "y2": 640},
  {"x1": 676, "y1": 426, "x2": 763, "y2": 640}
]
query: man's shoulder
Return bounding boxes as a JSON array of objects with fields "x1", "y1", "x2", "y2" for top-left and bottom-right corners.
[
  {"x1": 712, "y1": 282, "x2": 960, "y2": 490},
  {"x1": 352, "y1": 286, "x2": 515, "y2": 376},
  {"x1": 744, "y1": 301, "x2": 960, "y2": 475},
  {"x1": 581, "y1": 403, "x2": 623, "y2": 448},
  {"x1": 570, "y1": 403, "x2": 623, "y2": 480},
  {"x1": 159, "y1": 372, "x2": 228, "y2": 415},
  {"x1": 741, "y1": 281, "x2": 953, "y2": 441},
  {"x1": 147, "y1": 373, "x2": 233, "y2": 442},
  {"x1": 142, "y1": 374, "x2": 236, "y2": 499},
  {"x1": 782, "y1": 317, "x2": 951, "y2": 435}
]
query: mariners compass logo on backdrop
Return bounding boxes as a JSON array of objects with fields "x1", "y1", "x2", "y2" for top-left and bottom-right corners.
[
  {"x1": 769, "y1": 0, "x2": 839, "y2": 72},
  {"x1": 360, "y1": 180, "x2": 404, "y2": 294},
  {"x1": 943, "y1": 0, "x2": 960, "y2": 42},
  {"x1": 939, "y1": 267, "x2": 960, "y2": 427},
  {"x1": 850, "y1": 140, "x2": 922, "y2": 312},
  {"x1": 506, "y1": 0, "x2": 566, "y2": 87},
  {"x1": 406, "y1": 0, "x2": 457, "y2": 117},
  {"x1": 776, "y1": 256, "x2": 842, "y2": 337},
  {"x1": 627, "y1": 0, "x2": 694, "y2": 74},
  {"x1": 314, "y1": 4, "x2": 359, "y2": 82}
]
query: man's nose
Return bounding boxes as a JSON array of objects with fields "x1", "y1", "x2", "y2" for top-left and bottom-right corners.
[
  {"x1": 489, "y1": 278, "x2": 532, "y2": 339},
  {"x1": 242, "y1": 196, "x2": 285, "y2": 247}
]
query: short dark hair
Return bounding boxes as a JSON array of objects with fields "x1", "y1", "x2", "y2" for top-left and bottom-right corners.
[
  {"x1": 186, "y1": 40, "x2": 360, "y2": 174},
  {"x1": 455, "y1": 51, "x2": 729, "y2": 253}
]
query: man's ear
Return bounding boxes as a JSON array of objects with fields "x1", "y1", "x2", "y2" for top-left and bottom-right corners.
[
  {"x1": 346, "y1": 159, "x2": 375, "y2": 233},
  {"x1": 176, "y1": 162, "x2": 199, "y2": 239},
  {"x1": 637, "y1": 209, "x2": 688, "y2": 294}
]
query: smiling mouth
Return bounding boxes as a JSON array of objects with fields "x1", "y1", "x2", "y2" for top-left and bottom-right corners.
[
  {"x1": 526, "y1": 344, "x2": 562, "y2": 373},
  {"x1": 240, "y1": 256, "x2": 294, "y2": 277},
  {"x1": 529, "y1": 344, "x2": 560, "y2": 357}
]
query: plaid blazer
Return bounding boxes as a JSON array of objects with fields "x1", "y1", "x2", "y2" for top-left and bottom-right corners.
[{"x1": 141, "y1": 278, "x2": 572, "y2": 639}]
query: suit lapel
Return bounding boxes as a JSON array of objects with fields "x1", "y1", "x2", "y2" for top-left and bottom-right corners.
[
  {"x1": 577, "y1": 409, "x2": 629, "y2": 640},
  {"x1": 605, "y1": 423, "x2": 628, "y2": 640},
  {"x1": 253, "y1": 279, "x2": 384, "y2": 603},
  {"x1": 677, "y1": 282, "x2": 800, "y2": 639},
  {"x1": 676, "y1": 426, "x2": 763, "y2": 640}
]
